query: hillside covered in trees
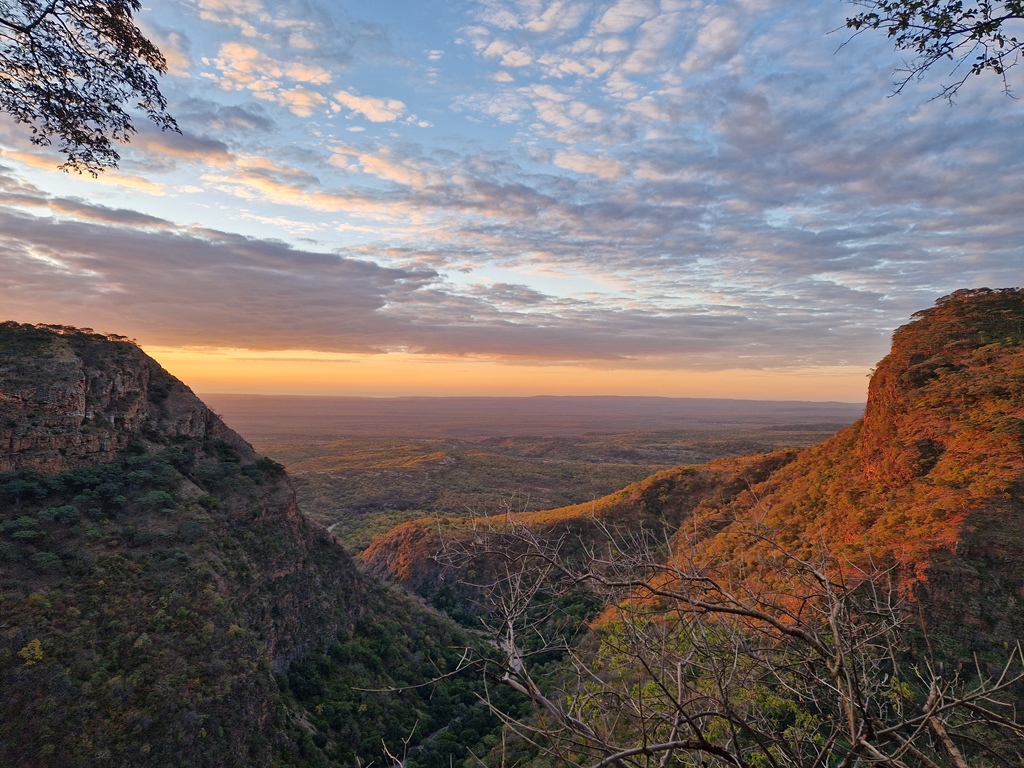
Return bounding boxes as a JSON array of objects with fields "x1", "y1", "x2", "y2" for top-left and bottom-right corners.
[
  {"x1": 0, "y1": 323, "x2": 500, "y2": 768},
  {"x1": 367, "y1": 288, "x2": 1024, "y2": 625}
]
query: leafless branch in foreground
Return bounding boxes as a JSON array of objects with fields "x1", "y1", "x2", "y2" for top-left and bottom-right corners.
[{"x1": 436, "y1": 513, "x2": 1024, "y2": 767}]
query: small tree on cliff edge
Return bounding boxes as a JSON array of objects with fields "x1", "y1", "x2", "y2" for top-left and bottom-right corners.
[
  {"x1": 847, "y1": 1, "x2": 1024, "y2": 100},
  {"x1": 0, "y1": 0, "x2": 177, "y2": 174}
]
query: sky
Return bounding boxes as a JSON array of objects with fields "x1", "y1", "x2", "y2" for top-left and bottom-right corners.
[{"x1": 2, "y1": 0, "x2": 1023, "y2": 401}]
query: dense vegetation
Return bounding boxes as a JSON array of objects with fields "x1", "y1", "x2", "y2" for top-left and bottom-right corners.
[
  {"x1": 0, "y1": 437, "x2": 299, "y2": 766},
  {"x1": 0, "y1": 439, "x2": 506, "y2": 766},
  {"x1": 280, "y1": 595, "x2": 525, "y2": 768}
]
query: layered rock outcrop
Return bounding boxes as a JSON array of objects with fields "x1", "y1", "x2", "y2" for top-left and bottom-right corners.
[{"x1": 0, "y1": 323, "x2": 245, "y2": 472}]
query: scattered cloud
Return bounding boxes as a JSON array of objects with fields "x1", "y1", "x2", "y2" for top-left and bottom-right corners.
[
  {"x1": 524, "y1": 1, "x2": 590, "y2": 34},
  {"x1": 271, "y1": 87, "x2": 328, "y2": 117},
  {"x1": 621, "y1": 11, "x2": 683, "y2": 74},
  {"x1": 0, "y1": 177, "x2": 903, "y2": 368},
  {"x1": 682, "y1": 13, "x2": 743, "y2": 72},
  {"x1": 191, "y1": 0, "x2": 271, "y2": 38},
  {"x1": 329, "y1": 143, "x2": 440, "y2": 189},
  {"x1": 332, "y1": 89, "x2": 407, "y2": 122},
  {"x1": 136, "y1": 21, "x2": 194, "y2": 75},
  {"x1": 593, "y1": 0, "x2": 656, "y2": 34},
  {"x1": 127, "y1": 125, "x2": 235, "y2": 168},
  {"x1": 205, "y1": 41, "x2": 332, "y2": 92},
  {"x1": 1, "y1": 0, "x2": 1021, "y2": 387},
  {"x1": 177, "y1": 99, "x2": 277, "y2": 134},
  {"x1": 552, "y1": 149, "x2": 625, "y2": 180}
]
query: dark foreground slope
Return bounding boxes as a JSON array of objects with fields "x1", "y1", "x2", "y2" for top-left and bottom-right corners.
[{"x1": 0, "y1": 324, "x2": 492, "y2": 768}]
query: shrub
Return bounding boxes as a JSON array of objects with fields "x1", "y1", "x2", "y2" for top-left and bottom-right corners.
[{"x1": 30, "y1": 552, "x2": 63, "y2": 572}]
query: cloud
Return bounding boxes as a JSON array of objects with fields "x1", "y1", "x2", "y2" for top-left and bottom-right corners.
[
  {"x1": 45, "y1": 200, "x2": 174, "y2": 229},
  {"x1": 452, "y1": 90, "x2": 530, "y2": 122},
  {"x1": 484, "y1": 281, "x2": 548, "y2": 301},
  {"x1": 200, "y1": 169, "x2": 355, "y2": 213},
  {"x1": 270, "y1": 87, "x2": 328, "y2": 117},
  {"x1": 330, "y1": 145, "x2": 436, "y2": 189},
  {"x1": 3, "y1": 0, "x2": 1023, "y2": 381},
  {"x1": 621, "y1": 11, "x2": 683, "y2": 74},
  {"x1": 682, "y1": 13, "x2": 743, "y2": 72},
  {"x1": 177, "y1": 100, "x2": 277, "y2": 134},
  {"x1": 192, "y1": 0, "x2": 270, "y2": 38},
  {"x1": 205, "y1": 42, "x2": 291, "y2": 89},
  {"x1": 593, "y1": 0, "x2": 657, "y2": 34},
  {"x1": 474, "y1": 0, "x2": 521, "y2": 30},
  {"x1": 136, "y1": 21, "x2": 193, "y2": 76},
  {"x1": 283, "y1": 63, "x2": 333, "y2": 85},
  {"x1": 523, "y1": 2, "x2": 590, "y2": 34},
  {"x1": 0, "y1": 146, "x2": 171, "y2": 193},
  {"x1": 480, "y1": 37, "x2": 534, "y2": 68},
  {"x1": 501, "y1": 48, "x2": 534, "y2": 68},
  {"x1": 0, "y1": 205, "x2": 435, "y2": 353},
  {"x1": 127, "y1": 125, "x2": 235, "y2": 169},
  {"x1": 197, "y1": 27, "x2": 342, "y2": 120},
  {"x1": 552, "y1": 149, "x2": 626, "y2": 180},
  {"x1": 0, "y1": 173, "x2": 900, "y2": 368},
  {"x1": 332, "y1": 89, "x2": 407, "y2": 122}
]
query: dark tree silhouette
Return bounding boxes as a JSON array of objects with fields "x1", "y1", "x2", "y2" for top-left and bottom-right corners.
[
  {"x1": 0, "y1": 0, "x2": 177, "y2": 174},
  {"x1": 847, "y1": 1, "x2": 1024, "y2": 100}
]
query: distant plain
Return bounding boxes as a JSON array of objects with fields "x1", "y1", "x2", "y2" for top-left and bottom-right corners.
[
  {"x1": 202, "y1": 394, "x2": 865, "y2": 440},
  {"x1": 203, "y1": 395, "x2": 865, "y2": 549}
]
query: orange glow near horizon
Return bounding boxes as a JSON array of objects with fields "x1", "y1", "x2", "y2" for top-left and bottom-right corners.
[{"x1": 145, "y1": 346, "x2": 870, "y2": 403}]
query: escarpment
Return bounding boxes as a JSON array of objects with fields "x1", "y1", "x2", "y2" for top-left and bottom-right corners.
[
  {"x1": 7, "y1": 289, "x2": 1024, "y2": 767},
  {"x1": 364, "y1": 288, "x2": 1024, "y2": 650},
  {"x1": 0, "y1": 323, "x2": 366, "y2": 766}
]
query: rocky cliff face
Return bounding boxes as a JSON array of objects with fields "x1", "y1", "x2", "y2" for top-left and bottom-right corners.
[
  {"x1": 0, "y1": 323, "x2": 244, "y2": 472},
  {"x1": 675, "y1": 289, "x2": 1024, "y2": 648},
  {"x1": 737, "y1": 288, "x2": 1024, "y2": 565},
  {"x1": 859, "y1": 287, "x2": 1024, "y2": 486},
  {"x1": 0, "y1": 323, "x2": 365, "y2": 767}
]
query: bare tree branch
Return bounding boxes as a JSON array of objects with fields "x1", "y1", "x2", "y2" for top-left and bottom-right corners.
[{"x1": 434, "y1": 514, "x2": 1024, "y2": 767}]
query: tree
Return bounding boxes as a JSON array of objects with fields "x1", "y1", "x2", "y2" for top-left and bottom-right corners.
[
  {"x1": 0, "y1": 0, "x2": 177, "y2": 174},
  {"x1": 439, "y1": 517, "x2": 1024, "y2": 767},
  {"x1": 846, "y1": 1, "x2": 1024, "y2": 100}
]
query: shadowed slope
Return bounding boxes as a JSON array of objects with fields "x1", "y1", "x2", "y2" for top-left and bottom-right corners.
[
  {"x1": 360, "y1": 450, "x2": 798, "y2": 596},
  {"x1": 0, "y1": 323, "x2": 498, "y2": 768}
]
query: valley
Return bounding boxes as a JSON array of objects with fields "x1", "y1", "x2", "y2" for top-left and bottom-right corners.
[
  {"x1": 4, "y1": 289, "x2": 1024, "y2": 767},
  {"x1": 203, "y1": 395, "x2": 862, "y2": 549}
]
